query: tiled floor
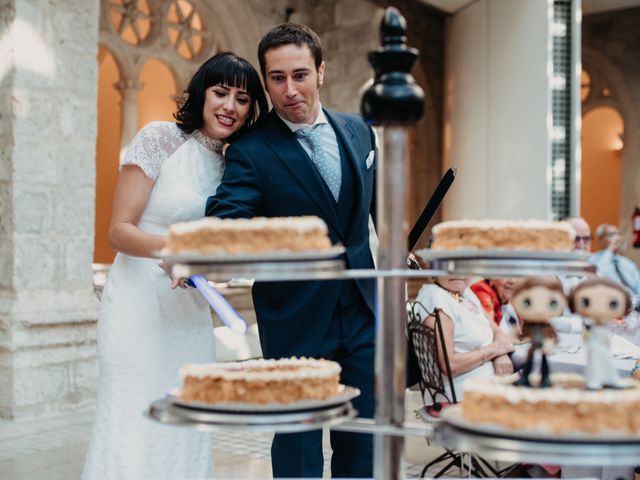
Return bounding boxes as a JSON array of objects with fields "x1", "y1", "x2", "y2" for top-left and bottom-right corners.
[{"x1": 0, "y1": 391, "x2": 456, "y2": 479}]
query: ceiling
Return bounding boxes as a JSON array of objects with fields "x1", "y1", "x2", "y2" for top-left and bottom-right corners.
[
  {"x1": 418, "y1": 0, "x2": 640, "y2": 15},
  {"x1": 582, "y1": 0, "x2": 640, "y2": 14}
]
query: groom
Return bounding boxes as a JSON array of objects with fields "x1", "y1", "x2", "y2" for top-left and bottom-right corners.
[{"x1": 205, "y1": 23, "x2": 376, "y2": 478}]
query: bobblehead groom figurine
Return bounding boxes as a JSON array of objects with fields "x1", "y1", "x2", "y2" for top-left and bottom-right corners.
[{"x1": 206, "y1": 24, "x2": 376, "y2": 478}]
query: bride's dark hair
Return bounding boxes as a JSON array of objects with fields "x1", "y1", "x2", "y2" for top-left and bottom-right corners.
[{"x1": 175, "y1": 52, "x2": 268, "y2": 140}]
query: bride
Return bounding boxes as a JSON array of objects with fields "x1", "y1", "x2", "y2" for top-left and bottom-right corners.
[{"x1": 82, "y1": 52, "x2": 267, "y2": 480}]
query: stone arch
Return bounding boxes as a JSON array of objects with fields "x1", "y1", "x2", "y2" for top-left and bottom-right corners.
[
  {"x1": 95, "y1": 46, "x2": 124, "y2": 264},
  {"x1": 98, "y1": 0, "x2": 263, "y2": 97},
  {"x1": 96, "y1": 0, "x2": 263, "y2": 150},
  {"x1": 198, "y1": 0, "x2": 262, "y2": 66},
  {"x1": 581, "y1": 105, "x2": 624, "y2": 240},
  {"x1": 93, "y1": 0, "x2": 263, "y2": 263},
  {"x1": 137, "y1": 57, "x2": 178, "y2": 129},
  {"x1": 582, "y1": 46, "x2": 640, "y2": 262},
  {"x1": 582, "y1": 47, "x2": 634, "y2": 120}
]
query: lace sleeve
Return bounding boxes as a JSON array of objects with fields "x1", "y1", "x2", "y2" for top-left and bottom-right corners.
[{"x1": 120, "y1": 121, "x2": 186, "y2": 180}]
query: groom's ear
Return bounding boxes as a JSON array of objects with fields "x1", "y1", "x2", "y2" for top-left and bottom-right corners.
[{"x1": 317, "y1": 61, "x2": 326, "y2": 87}]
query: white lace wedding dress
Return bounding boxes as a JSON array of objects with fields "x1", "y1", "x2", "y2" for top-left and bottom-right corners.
[{"x1": 82, "y1": 122, "x2": 223, "y2": 480}]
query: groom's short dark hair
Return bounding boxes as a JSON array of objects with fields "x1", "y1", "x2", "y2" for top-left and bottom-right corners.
[{"x1": 258, "y1": 23, "x2": 323, "y2": 78}]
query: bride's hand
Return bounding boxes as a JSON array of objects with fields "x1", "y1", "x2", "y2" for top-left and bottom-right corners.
[
  {"x1": 158, "y1": 261, "x2": 191, "y2": 289},
  {"x1": 173, "y1": 278, "x2": 192, "y2": 290}
]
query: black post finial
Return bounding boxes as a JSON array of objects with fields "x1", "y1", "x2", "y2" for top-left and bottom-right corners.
[{"x1": 361, "y1": 7, "x2": 425, "y2": 124}]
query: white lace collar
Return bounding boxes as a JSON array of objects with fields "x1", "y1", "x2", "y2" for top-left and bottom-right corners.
[{"x1": 192, "y1": 129, "x2": 224, "y2": 154}]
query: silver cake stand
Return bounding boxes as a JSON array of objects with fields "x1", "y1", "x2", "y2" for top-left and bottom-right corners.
[
  {"x1": 154, "y1": 252, "x2": 597, "y2": 441},
  {"x1": 165, "y1": 250, "x2": 446, "y2": 282},
  {"x1": 435, "y1": 406, "x2": 640, "y2": 466},
  {"x1": 147, "y1": 398, "x2": 357, "y2": 434},
  {"x1": 416, "y1": 249, "x2": 596, "y2": 277}
]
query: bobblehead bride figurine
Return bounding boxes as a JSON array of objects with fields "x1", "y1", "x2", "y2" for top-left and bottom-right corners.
[
  {"x1": 569, "y1": 277, "x2": 632, "y2": 390},
  {"x1": 511, "y1": 277, "x2": 566, "y2": 388}
]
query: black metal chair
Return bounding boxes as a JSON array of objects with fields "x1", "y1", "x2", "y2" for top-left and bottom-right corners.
[{"x1": 407, "y1": 300, "x2": 518, "y2": 478}]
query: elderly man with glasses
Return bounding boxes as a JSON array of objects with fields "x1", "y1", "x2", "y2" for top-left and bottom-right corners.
[
  {"x1": 565, "y1": 216, "x2": 592, "y2": 252},
  {"x1": 556, "y1": 217, "x2": 595, "y2": 297},
  {"x1": 588, "y1": 223, "x2": 640, "y2": 298}
]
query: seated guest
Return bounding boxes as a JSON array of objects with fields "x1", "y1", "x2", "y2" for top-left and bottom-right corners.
[
  {"x1": 470, "y1": 278, "x2": 519, "y2": 333},
  {"x1": 565, "y1": 216, "x2": 592, "y2": 253},
  {"x1": 414, "y1": 277, "x2": 515, "y2": 400},
  {"x1": 554, "y1": 217, "x2": 596, "y2": 334},
  {"x1": 589, "y1": 223, "x2": 640, "y2": 298},
  {"x1": 559, "y1": 217, "x2": 594, "y2": 297}
]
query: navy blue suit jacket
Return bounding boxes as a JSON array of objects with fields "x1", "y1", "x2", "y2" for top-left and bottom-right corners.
[{"x1": 205, "y1": 108, "x2": 376, "y2": 359}]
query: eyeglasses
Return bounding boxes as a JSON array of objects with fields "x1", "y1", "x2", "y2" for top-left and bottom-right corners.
[
  {"x1": 574, "y1": 235, "x2": 592, "y2": 243},
  {"x1": 603, "y1": 231, "x2": 621, "y2": 237}
]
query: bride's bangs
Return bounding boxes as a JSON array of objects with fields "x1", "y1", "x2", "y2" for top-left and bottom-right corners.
[{"x1": 207, "y1": 59, "x2": 253, "y2": 95}]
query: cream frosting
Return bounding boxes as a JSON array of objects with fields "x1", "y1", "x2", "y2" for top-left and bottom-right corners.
[
  {"x1": 432, "y1": 219, "x2": 576, "y2": 238},
  {"x1": 463, "y1": 374, "x2": 640, "y2": 404},
  {"x1": 169, "y1": 216, "x2": 329, "y2": 235},
  {"x1": 180, "y1": 357, "x2": 341, "y2": 382}
]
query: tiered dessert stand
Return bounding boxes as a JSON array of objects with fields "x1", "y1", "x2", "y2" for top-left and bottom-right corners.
[
  {"x1": 148, "y1": 8, "x2": 640, "y2": 479},
  {"x1": 148, "y1": 396, "x2": 357, "y2": 434},
  {"x1": 435, "y1": 404, "x2": 640, "y2": 467}
]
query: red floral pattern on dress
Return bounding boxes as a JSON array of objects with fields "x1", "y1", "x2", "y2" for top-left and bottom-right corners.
[{"x1": 470, "y1": 280, "x2": 502, "y2": 325}]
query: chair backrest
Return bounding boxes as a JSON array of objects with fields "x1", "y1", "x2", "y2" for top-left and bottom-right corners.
[{"x1": 406, "y1": 301, "x2": 457, "y2": 408}]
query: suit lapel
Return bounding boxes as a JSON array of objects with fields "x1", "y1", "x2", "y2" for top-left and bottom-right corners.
[{"x1": 264, "y1": 112, "x2": 342, "y2": 235}]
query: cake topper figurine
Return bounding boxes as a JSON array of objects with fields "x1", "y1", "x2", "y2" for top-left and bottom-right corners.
[
  {"x1": 511, "y1": 277, "x2": 566, "y2": 388},
  {"x1": 569, "y1": 277, "x2": 632, "y2": 390}
]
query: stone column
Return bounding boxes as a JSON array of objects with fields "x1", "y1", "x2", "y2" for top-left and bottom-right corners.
[
  {"x1": 115, "y1": 80, "x2": 143, "y2": 161},
  {"x1": 0, "y1": 0, "x2": 100, "y2": 418},
  {"x1": 443, "y1": 0, "x2": 552, "y2": 219}
]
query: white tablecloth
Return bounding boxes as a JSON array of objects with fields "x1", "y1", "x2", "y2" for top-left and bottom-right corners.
[{"x1": 512, "y1": 332, "x2": 636, "y2": 376}]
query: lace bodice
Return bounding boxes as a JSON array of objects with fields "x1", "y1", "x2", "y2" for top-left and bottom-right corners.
[{"x1": 120, "y1": 121, "x2": 225, "y2": 235}]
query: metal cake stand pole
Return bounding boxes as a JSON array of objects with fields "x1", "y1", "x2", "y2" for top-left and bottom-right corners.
[{"x1": 361, "y1": 7, "x2": 425, "y2": 480}]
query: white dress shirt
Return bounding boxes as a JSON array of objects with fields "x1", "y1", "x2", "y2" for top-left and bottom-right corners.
[{"x1": 277, "y1": 106, "x2": 342, "y2": 189}]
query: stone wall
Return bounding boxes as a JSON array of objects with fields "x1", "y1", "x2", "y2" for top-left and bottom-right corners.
[
  {"x1": 583, "y1": 8, "x2": 640, "y2": 264},
  {"x1": 245, "y1": 0, "x2": 384, "y2": 113},
  {"x1": 0, "y1": 0, "x2": 101, "y2": 418}
]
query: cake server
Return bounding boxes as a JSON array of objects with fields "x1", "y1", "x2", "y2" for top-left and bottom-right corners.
[
  {"x1": 187, "y1": 275, "x2": 248, "y2": 334},
  {"x1": 407, "y1": 167, "x2": 456, "y2": 253}
]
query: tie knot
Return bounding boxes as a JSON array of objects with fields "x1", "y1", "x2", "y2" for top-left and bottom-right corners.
[
  {"x1": 295, "y1": 124, "x2": 323, "y2": 139},
  {"x1": 292, "y1": 123, "x2": 340, "y2": 201}
]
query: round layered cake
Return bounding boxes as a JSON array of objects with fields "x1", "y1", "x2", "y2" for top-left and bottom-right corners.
[
  {"x1": 461, "y1": 374, "x2": 640, "y2": 435},
  {"x1": 431, "y1": 219, "x2": 575, "y2": 252},
  {"x1": 165, "y1": 215, "x2": 333, "y2": 255},
  {"x1": 180, "y1": 357, "x2": 342, "y2": 404}
]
